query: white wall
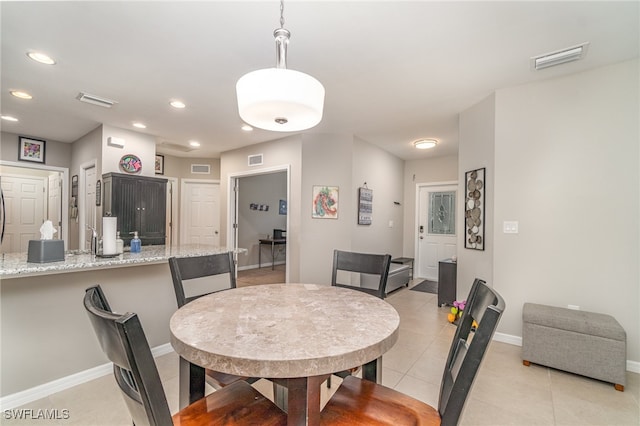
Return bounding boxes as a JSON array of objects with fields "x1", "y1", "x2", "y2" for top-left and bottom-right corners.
[
  {"x1": 101, "y1": 125, "x2": 157, "y2": 177},
  {"x1": 352, "y1": 137, "x2": 404, "y2": 257},
  {"x1": 299, "y1": 134, "x2": 354, "y2": 284},
  {"x1": 458, "y1": 94, "x2": 496, "y2": 298},
  {"x1": 459, "y1": 59, "x2": 639, "y2": 362}
]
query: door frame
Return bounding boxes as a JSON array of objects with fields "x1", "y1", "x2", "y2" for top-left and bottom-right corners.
[
  {"x1": 78, "y1": 160, "x2": 97, "y2": 250},
  {"x1": 179, "y1": 178, "x2": 220, "y2": 245},
  {"x1": 0, "y1": 160, "x2": 69, "y2": 245},
  {"x1": 414, "y1": 180, "x2": 458, "y2": 280},
  {"x1": 227, "y1": 164, "x2": 290, "y2": 282},
  {"x1": 164, "y1": 176, "x2": 179, "y2": 248}
]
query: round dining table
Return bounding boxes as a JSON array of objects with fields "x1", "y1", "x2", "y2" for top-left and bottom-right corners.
[{"x1": 170, "y1": 283, "x2": 400, "y2": 426}]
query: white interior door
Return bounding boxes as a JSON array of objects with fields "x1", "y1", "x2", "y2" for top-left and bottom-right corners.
[
  {"x1": 417, "y1": 184, "x2": 457, "y2": 281},
  {"x1": 48, "y1": 173, "x2": 62, "y2": 238},
  {"x1": 180, "y1": 180, "x2": 220, "y2": 246},
  {"x1": 0, "y1": 174, "x2": 46, "y2": 253},
  {"x1": 83, "y1": 166, "x2": 96, "y2": 250}
]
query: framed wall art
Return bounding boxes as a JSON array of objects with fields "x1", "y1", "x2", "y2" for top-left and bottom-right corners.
[
  {"x1": 18, "y1": 136, "x2": 46, "y2": 163},
  {"x1": 465, "y1": 167, "x2": 486, "y2": 250},
  {"x1": 312, "y1": 186, "x2": 338, "y2": 219},
  {"x1": 155, "y1": 154, "x2": 164, "y2": 175},
  {"x1": 358, "y1": 186, "x2": 372, "y2": 225}
]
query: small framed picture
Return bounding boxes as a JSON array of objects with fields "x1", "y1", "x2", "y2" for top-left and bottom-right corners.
[
  {"x1": 18, "y1": 136, "x2": 46, "y2": 163},
  {"x1": 312, "y1": 185, "x2": 339, "y2": 219},
  {"x1": 155, "y1": 154, "x2": 165, "y2": 175}
]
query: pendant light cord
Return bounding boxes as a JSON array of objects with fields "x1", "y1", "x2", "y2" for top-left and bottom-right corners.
[{"x1": 280, "y1": 0, "x2": 285, "y2": 28}]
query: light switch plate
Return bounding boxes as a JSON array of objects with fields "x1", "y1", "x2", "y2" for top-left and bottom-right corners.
[{"x1": 503, "y1": 221, "x2": 519, "y2": 234}]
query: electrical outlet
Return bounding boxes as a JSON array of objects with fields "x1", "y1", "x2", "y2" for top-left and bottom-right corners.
[{"x1": 567, "y1": 305, "x2": 580, "y2": 310}]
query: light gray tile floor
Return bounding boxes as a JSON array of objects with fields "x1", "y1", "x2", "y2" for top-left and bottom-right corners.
[{"x1": 3, "y1": 282, "x2": 638, "y2": 425}]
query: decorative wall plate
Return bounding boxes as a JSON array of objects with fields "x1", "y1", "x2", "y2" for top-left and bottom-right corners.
[{"x1": 119, "y1": 154, "x2": 142, "y2": 173}]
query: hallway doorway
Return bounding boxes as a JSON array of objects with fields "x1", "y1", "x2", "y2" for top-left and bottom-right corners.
[{"x1": 229, "y1": 166, "x2": 289, "y2": 283}]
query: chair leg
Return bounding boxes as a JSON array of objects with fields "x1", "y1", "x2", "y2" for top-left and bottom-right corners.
[{"x1": 327, "y1": 375, "x2": 332, "y2": 388}]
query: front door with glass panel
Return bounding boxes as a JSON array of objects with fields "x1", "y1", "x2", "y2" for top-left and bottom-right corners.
[{"x1": 417, "y1": 185, "x2": 457, "y2": 280}]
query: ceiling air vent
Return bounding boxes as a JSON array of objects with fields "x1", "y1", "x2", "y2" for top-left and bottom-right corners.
[
  {"x1": 76, "y1": 92, "x2": 117, "y2": 108},
  {"x1": 248, "y1": 154, "x2": 263, "y2": 166},
  {"x1": 191, "y1": 164, "x2": 211, "y2": 174},
  {"x1": 531, "y1": 43, "x2": 589, "y2": 71}
]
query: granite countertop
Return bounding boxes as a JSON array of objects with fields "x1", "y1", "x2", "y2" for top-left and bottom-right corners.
[{"x1": 0, "y1": 245, "x2": 245, "y2": 279}]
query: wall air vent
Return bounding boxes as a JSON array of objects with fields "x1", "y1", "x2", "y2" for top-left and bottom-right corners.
[
  {"x1": 248, "y1": 154, "x2": 263, "y2": 166},
  {"x1": 76, "y1": 92, "x2": 117, "y2": 108},
  {"x1": 191, "y1": 164, "x2": 211, "y2": 174},
  {"x1": 531, "y1": 43, "x2": 589, "y2": 71}
]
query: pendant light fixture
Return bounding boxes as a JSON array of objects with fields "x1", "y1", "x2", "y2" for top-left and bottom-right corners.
[{"x1": 236, "y1": 0, "x2": 325, "y2": 132}]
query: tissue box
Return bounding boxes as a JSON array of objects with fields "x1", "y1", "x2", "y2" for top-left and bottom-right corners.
[{"x1": 27, "y1": 240, "x2": 65, "y2": 263}]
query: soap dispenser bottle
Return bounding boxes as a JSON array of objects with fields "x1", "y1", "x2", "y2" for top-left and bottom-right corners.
[
  {"x1": 116, "y1": 231, "x2": 124, "y2": 255},
  {"x1": 130, "y1": 231, "x2": 141, "y2": 253}
]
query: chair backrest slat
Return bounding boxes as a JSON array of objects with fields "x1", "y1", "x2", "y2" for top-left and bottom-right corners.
[
  {"x1": 331, "y1": 249, "x2": 392, "y2": 299},
  {"x1": 168, "y1": 252, "x2": 236, "y2": 308},
  {"x1": 438, "y1": 278, "x2": 505, "y2": 426}
]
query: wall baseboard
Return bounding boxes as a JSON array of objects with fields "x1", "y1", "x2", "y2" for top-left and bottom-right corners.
[
  {"x1": 3, "y1": 336, "x2": 638, "y2": 410},
  {"x1": 0, "y1": 343, "x2": 174, "y2": 411},
  {"x1": 237, "y1": 261, "x2": 285, "y2": 271}
]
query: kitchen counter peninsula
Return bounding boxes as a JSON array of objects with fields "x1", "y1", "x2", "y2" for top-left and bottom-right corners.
[
  {"x1": 0, "y1": 244, "x2": 245, "y2": 404},
  {"x1": 0, "y1": 244, "x2": 243, "y2": 279}
]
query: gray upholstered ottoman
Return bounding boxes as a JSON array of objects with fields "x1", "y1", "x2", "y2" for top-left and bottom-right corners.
[{"x1": 522, "y1": 303, "x2": 626, "y2": 391}]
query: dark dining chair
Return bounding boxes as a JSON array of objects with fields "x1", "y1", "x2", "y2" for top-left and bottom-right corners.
[
  {"x1": 168, "y1": 252, "x2": 257, "y2": 389},
  {"x1": 327, "y1": 249, "x2": 392, "y2": 388},
  {"x1": 331, "y1": 249, "x2": 392, "y2": 299},
  {"x1": 320, "y1": 278, "x2": 506, "y2": 426},
  {"x1": 168, "y1": 252, "x2": 236, "y2": 307},
  {"x1": 83, "y1": 285, "x2": 287, "y2": 426}
]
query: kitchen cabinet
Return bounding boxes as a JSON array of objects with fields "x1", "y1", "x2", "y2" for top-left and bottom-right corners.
[{"x1": 102, "y1": 173, "x2": 167, "y2": 246}]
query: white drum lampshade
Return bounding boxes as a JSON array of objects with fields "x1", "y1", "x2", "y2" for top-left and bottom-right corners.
[{"x1": 236, "y1": 67, "x2": 324, "y2": 132}]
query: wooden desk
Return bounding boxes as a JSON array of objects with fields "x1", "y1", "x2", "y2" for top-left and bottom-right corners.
[
  {"x1": 170, "y1": 283, "x2": 400, "y2": 426},
  {"x1": 258, "y1": 238, "x2": 287, "y2": 270}
]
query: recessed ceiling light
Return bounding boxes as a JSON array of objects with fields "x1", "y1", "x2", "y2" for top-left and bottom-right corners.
[
  {"x1": 133, "y1": 122, "x2": 147, "y2": 129},
  {"x1": 413, "y1": 139, "x2": 438, "y2": 149},
  {"x1": 241, "y1": 124, "x2": 253, "y2": 132},
  {"x1": 11, "y1": 91, "x2": 33, "y2": 100},
  {"x1": 1, "y1": 115, "x2": 19, "y2": 122},
  {"x1": 27, "y1": 51, "x2": 56, "y2": 65},
  {"x1": 170, "y1": 100, "x2": 186, "y2": 109},
  {"x1": 189, "y1": 140, "x2": 201, "y2": 147}
]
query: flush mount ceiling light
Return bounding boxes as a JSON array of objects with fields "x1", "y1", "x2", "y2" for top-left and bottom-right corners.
[
  {"x1": 532, "y1": 43, "x2": 589, "y2": 70},
  {"x1": 133, "y1": 122, "x2": 147, "y2": 129},
  {"x1": 170, "y1": 100, "x2": 186, "y2": 109},
  {"x1": 1, "y1": 115, "x2": 19, "y2": 122},
  {"x1": 27, "y1": 51, "x2": 56, "y2": 65},
  {"x1": 11, "y1": 90, "x2": 33, "y2": 100},
  {"x1": 189, "y1": 140, "x2": 201, "y2": 147},
  {"x1": 414, "y1": 139, "x2": 438, "y2": 150},
  {"x1": 236, "y1": 0, "x2": 324, "y2": 132}
]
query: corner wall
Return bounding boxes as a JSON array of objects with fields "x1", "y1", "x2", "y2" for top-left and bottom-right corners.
[
  {"x1": 458, "y1": 94, "x2": 496, "y2": 298},
  {"x1": 459, "y1": 59, "x2": 639, "y2": 362}
]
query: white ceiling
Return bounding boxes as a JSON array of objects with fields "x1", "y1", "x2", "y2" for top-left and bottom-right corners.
[{"x1": 1, "y1": 1, "x2": 638, "y2": 160}]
